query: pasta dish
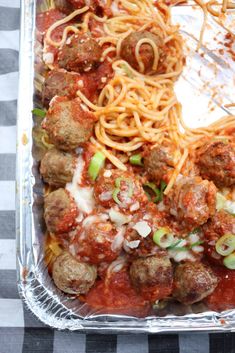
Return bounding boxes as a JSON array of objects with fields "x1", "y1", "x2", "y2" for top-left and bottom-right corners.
[{"x1": 34, "y1": 0, "x2": 235, "y2": 316}]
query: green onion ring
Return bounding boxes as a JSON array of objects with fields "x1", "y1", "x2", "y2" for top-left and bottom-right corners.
[
  {"x1": 223, "y1": 253, "x2": 235, "y2": 269},
  {"x1": 153, "y1": 228, "x2": 174, "y2": 248},
  {"x1": 115, "y1": 178, "x2": 133, "y2": 197},
  {"x1": 143, "y1": 182, "x2": 161, "y2": 203},
  {"x1": 129, "y1": 154, "x2": 143, "y2": 166},
  {"x1": 32, "y1": 108, "x2": 46, "y2": 118},
  {"x1": 88, "y1": 151, "x2": 106, "y2": 181},
  {"x1": 215, "y1": 233, "x2": 235, "y2": 256},
  {"x1": 112, "y1": 188, "x2": 122, "y2": 205}
]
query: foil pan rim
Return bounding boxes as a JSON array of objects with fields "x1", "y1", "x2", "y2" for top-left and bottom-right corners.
[{"x1": 18, "y1": 273, "x2": 235, "y2": 332}]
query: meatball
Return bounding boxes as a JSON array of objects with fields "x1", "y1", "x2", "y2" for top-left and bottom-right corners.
[
  {"x1": 173, "y1": 262, "x2": 218, "y2": 305},
  {"x1": 94, "y1": 169, "x2": 148, "y2": 211},
  {"x1": 144, "y1": 145, "x2": 175, "y2": 184},
  {"x1": 42, "y1": 70, "x2": 81, "y2": 107},
  {"x1": 55, "y1": 0, "x2": 110, "y2": 15},
  {"x1": 129, "y1": 253, "x2": 173, "y2": 302},
  {"x1": 52, "y1": 251, "x2": 97, "y2": 294},
  {"x1": 120, "y1": 31, "x2": 163, "y2": 74},
  {"x1": 54, "y1": 0, "x2": 74, "y2": 14},
  {"x1": 44, "y1": 188, "x2": 78, "y2": 234},
  {"x1": 202, "y1": 211, "x2": 235, "y2": 264},
  {"x1": 197, "y1": 141, "x2": 235, "y2": 188},
  {"x1": 75, "y1": 221, "x2": 122, "y2": 264},
  {"x1": 58, "y1": 34, "x2": 102, "y2": 73},
  {"x1": 166, "y1": 176, "x2": 217, "y2": 231},
  {"x1": 43, "y1": 97, "x2": 96, "y2": 151},
  {"x1": 40, "y1": 148, "x2": 76, "y2": 187},
  {"x1": 203, "y1": 210, "x2": 235, "y2": 242}
]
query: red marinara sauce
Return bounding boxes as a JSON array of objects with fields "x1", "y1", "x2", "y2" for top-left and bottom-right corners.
[
  {"x1": 36, "y1": 9, "x2": 68, "y2": 59},
  {"x1": 83, "y1": 267, "x2": 151, "y2": 317},
  {"x1": 205, "y1": 265, "x2": 235, "y2": 311},
  {"x1": 36, "y1": 9, "x2": 66, "y2": 38}
]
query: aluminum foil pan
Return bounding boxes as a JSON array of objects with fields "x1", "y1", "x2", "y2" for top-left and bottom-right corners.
[{"x1": 16, "y1": 0, "x2": 235, "y2": 332}]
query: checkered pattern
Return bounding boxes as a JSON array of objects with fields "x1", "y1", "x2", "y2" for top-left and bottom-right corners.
[{"x1": 0, "y1": 1, "x2": 235, "y2": 352}]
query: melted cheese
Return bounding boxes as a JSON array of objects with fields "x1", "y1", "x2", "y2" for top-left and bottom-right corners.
[{"x1": 66, "y1": 156, "x2": 94, "y2": 214}]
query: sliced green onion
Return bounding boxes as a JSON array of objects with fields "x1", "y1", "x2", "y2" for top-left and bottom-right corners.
[
  {"x1": 190, "y1": 227, "x2": 201, "y2": 235},
  {"x1": 129, "y1": 154, "x2": 143, "y2": 166},
  {"x1": 112, "y1": 188, "x2": 122, "y2": 205},
  {"x1": 115, "y1": 177, "x2": 133, "y2": 197},
  {"x1": 216, "y1": 192, "x2": 227, "y2": 211},
  {"x1": 223, "y1": 253, "x2": 235, "y2": 269},
  {"x1": 160, "y1": 180, "x2": 167, "y2": 192},
  {"x1": 159, "y1": 180, "x2": 167, "y2": 201},
  {"x1": 88, "y1": 151, "x2": 106, "y2": 181},
  {"x1": 32, "y1": 108, "x2": 46, "y2": 118},
  {"x1": 172, "y1": 246, "x2": 188, "y2": 251},
  {"x1": 215, "y1": 233, "x2": 235, "y2": 256},
  {"x1": 144, "y1": 190, "x2": 152, "y2": 201},
  {"x1": 120, "y1": 64, "x2": 133, "y2": 78},
  {"x1": 143, "y1": 182, "x2": 161, "y2": 203},
  {"x1": 168, "y1": 239, "x2": 183, "y2": 249},
  {"x1": 112, "y1": 178, "x2": 133, "y2": 205},
  {"x1": 153, "y1": 227, "x2": 174, "y2": 248},
  {"x1": 189, "y1": 240, "x2": 204, "y2": 249}
]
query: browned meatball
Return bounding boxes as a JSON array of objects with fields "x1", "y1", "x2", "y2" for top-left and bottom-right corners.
[
  {"x1": 94, "y1": 169, "x2": 148, "y2": 210},
  {"x1": 166, "y1": 176, "x2": 216, "y2": 231},
  {"x1": 58, "y1": 34, "x2": 102, "y2": 73},
  {"x1": 144, "y1": 145, "x2": 175, "y2": 184},
  {"x1": 173, "y1": 262, "x2": 218, "y2": 305},
  {"x1": 55, "y1": 0, "x2": 110, "y2": 15},
  {"x1": 120, "y1": 31, "x2": 163, "y2": 73},
  {"x1": 197, "y1": 141, "x2": 235, "y2": 188},
  {"x1": 40, "y1": 148, "x2": 76, "y2": 187},
  {"x1": 52, "y1": 251, "x2": 97, "y2": 294},
  {"x1": 129, "y1": 253, "x2": 173, "y2": 302},
  {"x1": 44, "y1": 188, "x2": 78, "y2": 234},
  {"x1": 43, "y1": 97, "x2": 96, "y2": 151},
  {"x1": 202, "y1": 210, "x2": 235, "y2": 242},
  {"x1": 202, "y1": 211, "x2": 235, "y2": 264},
  {"x1": 42, "y1": 70, "x2": 81, "y2": 107},
  {"x1": 75, "y1": 221, "x2": 122, "y2": 264},
  {"x1": 54, "y1": 0, "x2": 74, "y2": 14}
]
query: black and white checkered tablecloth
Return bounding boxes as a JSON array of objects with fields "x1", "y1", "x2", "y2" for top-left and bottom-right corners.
[{"x1": 0, "y1": 1, "x2": 235, "y2": 352}]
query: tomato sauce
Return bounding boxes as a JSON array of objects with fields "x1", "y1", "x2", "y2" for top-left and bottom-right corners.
[
  {"x1": 36, "y1": 9, "x2": 66, "y2": 44},
  {"x1": 84, "y1": 267, "x2": 151, "y2": 317},
  {"x1": 205, "y1": 265, "x2": 235, "y2": 311}
]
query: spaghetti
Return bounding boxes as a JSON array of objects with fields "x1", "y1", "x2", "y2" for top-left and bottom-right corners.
[{"x1": 41, "y1": 0, "x2": 234, "y2": 197}]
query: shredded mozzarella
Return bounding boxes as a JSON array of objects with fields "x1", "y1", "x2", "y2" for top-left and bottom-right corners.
[
  {"x1": 188, "y1": 233, "x2": 200, "y2": 244},
  {"x1": 130, "y1": 201, "x2": 140, "y2": 212},
  {"x1": 132, "y1": 221, "x2": 151, "y2": 238},
  {"x1": 66, "y1": 156, "x2": 94, "y2": 214},
  {"x1": 100, "y1": 191, "x2": 113, "y2": 201},
  {"x1": 107, "y1": 257, "x2": 126, "y2": 273},
  {"x1": 124, "y1": 239, "x2": 140, "y2": 249},
  {"x1": 169, "y1": 249, "x2": 196, "y2": 262},
  {"x1": 43, "y1": 52, "x2": 54, "y2": 64},
  {"x1": 103, "y1": 170, "x2": 112, "y2": 177},
  {"x1": 111, "y1": 227, "x2": 125, "y2": 252},
  {"x1": 109, "y1": 208, "x2": 131, "y2": 226}
]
